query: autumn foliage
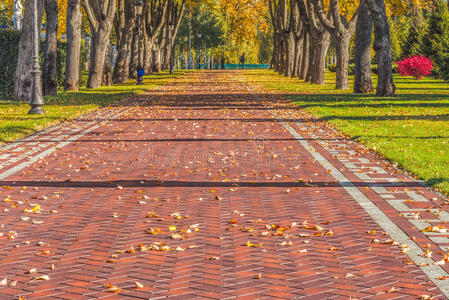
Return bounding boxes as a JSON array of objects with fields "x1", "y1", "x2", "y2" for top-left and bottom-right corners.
[{"x1": 396, "y1": 55, "x2": 434, "y2": 80}]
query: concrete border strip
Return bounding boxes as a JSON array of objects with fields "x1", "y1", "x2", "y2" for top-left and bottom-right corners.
[
  {"x1": 280, "y1": 120, "x2": 449, "y2": 296},
  {"x1": 0, "y1": 122, "x2": 100, "y2": 181}
]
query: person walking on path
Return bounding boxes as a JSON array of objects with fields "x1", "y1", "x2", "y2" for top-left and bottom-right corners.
[
  {"x1": 240, "y1": 53, "x2": 246, "y2": 69},
  {"x1": 221, "y1": 57, "x2": 226, "y2": 70}
]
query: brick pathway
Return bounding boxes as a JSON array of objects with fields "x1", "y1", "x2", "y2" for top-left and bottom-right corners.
[{"x1": 0, "y1": 71, "x2": 448, "y2": 299}]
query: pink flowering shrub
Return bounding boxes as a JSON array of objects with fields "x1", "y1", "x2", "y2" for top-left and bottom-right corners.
[{"x1": 396, "y1": 55, "x2": 434, "y2": 80}]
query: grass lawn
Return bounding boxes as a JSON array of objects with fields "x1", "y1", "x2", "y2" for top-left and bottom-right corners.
[
  {"x1": 245, "y1": 69, "x2": 449, "y2": 196},
  {"x1": 0, "y1": 70, "x2": 190, "y2": 143}
]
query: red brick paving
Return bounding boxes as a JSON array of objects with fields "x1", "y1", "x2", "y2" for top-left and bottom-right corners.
[{"x1": 0, "y1": 71, "x2": 447, "y2": 299}]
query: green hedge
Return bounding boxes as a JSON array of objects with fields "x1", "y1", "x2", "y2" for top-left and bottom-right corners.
[
  {"x1": 327, "y1": 63, "x2": 398, "y2": 75},
  {"x1": 327, "y1": 64, "x2": 356, "y2": 75},
  {"x1": 0, "y1": 29, "x2": 77, "y2": 99},
  {"x1": 0, "y1": 29, "x2": 20, "y2": 98}
]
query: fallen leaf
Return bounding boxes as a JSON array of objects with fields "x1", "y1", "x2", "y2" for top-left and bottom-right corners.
[
  {"x1": 387, "y1": 286, "x2": 399, "y2": 293},
  {"x1": 33, "y1": 275, "x2": 50, "y2": 281},
  {"x1": 104, "y1": 283, "x2": 121, "y2": 293},
  {"x1": 246, "y1": 241, "x2": 262, "y2": 248},
  {"x1": 25, "y1": 268, "x2": 37, "y2": 274},
  {"x1": 146, "y1": 227, "x2": 161, "y2": 235}
]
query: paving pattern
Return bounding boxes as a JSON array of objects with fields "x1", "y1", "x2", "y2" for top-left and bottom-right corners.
[{"x1": 0, "y1": 71, "x2": 448, "y2": 299}]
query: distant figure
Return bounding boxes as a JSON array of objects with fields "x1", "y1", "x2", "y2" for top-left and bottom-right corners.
[
  {"x1": 240, "y1": 53, "x2": 246, "y2": 69},
  {"x1": 221, "y1": 57, "x2": 225, "y2": 70},
  {"x1": 12, "y1": 0, "x2": 23, "y2": 31}
]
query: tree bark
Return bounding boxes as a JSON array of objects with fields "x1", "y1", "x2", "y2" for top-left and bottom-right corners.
[
  {"x1": 308, "y1": 31, "x2": 330, "y2": 85},
  {"x1": 129, "y1": 20, "x2": 138, "y2": 78},
  {"x1": 65, "y1": 0, "x2": 82, "y2": 91},
  {"x1": 366, "y1": 0, "x2": 395, "y2": 96},
  {"x1": 299, "y1": 31, "x2": 309, "y2": 80},
  {"x1": 152, "y1": 46, "x2": 162, "y2": 73},
  {"x1": 43, "y1": 0, "x2": 58, "y2": 96},
  {"x1": 102, "y1": 43, "x2": 113, "y2": 86},
  {"x1": 292, "y1": 33, "x2": 303, "y2": 77},
  {"x1": 305, "y1": 43, "x2": 315, "y2": 82},
  {"x1": 14, "y1": 0, "x2": 44, "y2": 101},
  {"x1": 335, "y1": 35, "x2": 350, "y2": 89},
  {"x1": 87, "y1": 28, "x2": 110, "y2": 88},
  {"x1": 354, "y1": 0, "x2": 374, "y2": 93},
  {"x1": 284, "y1": 31, "x2": 295, "y2": 76}
]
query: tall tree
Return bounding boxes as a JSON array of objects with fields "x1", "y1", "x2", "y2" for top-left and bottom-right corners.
[
  {"x1": 43, "y1": 0, "x2": 59, "y2": 96},
  {"x1": 312, "y1": 0, "x2": 359, "y2": 89},
  {"x1": 354, "y1": 0, "x2": 374, "y2": 93},
  {"x1": 65, "y1": 0, "x2": 82, "y2": 91},
  {"x1": 143, "y1": 0, "x2": 168, "y2": 73},
  {"x1": 422, "y1": 0, "x2": 449, "y2": 79},
  {"x1": 366, "y1": 0, "x2": 396, "y2": 96},
  {"x1": 162, "y1": 0, "x2": 186, "y2": 70},
  {"x1": 113, "y1": 0, "x2": 135, "y2": 83},
  {"x1": 13, "y1": 0, "x2": 44, "y2": 101},
  {"x1": 297, "y1": 0, "x2": 331, "y2": 85},
  {"x1": 82, "y1": 0, "x2": 117, "y2": 89}
]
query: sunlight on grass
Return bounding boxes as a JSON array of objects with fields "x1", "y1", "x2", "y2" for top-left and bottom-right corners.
[
  {"x1": 0, "y1": 70, "x2": 191, "y2": 143},
  {"x1": 246, "y1": 69, "x2": 449, "y2": 195}
]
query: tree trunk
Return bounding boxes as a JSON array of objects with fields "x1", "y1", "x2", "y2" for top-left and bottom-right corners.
[
  {"x1": 335, "y1": 35, "x2": 350, "y2": 90},
  {"x1": 152, "y1": 47, "x2": 162, "y2": 73},
  {"x1": 367, "y1": 0, "x2": 395, "y2": 97},
  {"x1": 271, "y1": 33, "x2": 279, "y2": 70},
  {"x1": 87, "y1": 28, "x2": 110, "y2": 88},
  {"x1": 65, "y1": 0, "x2": 82, "y2": 91},
  {"x1": 306, "y1": 45, "x2": 316, "y2": 82},
  {"x1": 284, "y1": 31, "x2": 295, "y2": 77},
  {"x1": 82, "y1": 0, "x2": 117, "y2": 89},
  {"x1": 14, "y1": 0, "x2": 44, "y2": 101},
  {"x1": 102, "y1": 43, "x2": 113, "y2": 86},
  {"x1": 143, "y1": 28, "x2": 153, "y2": 74},
  {"x1": 113, "y1": 0, "x2": 135, "y2": 84},
  {"x1": 162, "y1": 26, "x2": 171, "y2": 70},
  {"x1": 292, "y1": 36, "x2": 303, "y2": 77},
  {"x1": 43, "y1": 0, "x2": 58, "y2": 96},
  {"x1": 354, "y1": 0, "x2": 374, "y2": 94},
  {"x1": 129, "y1": 23, "x2": 138, "y2": 78},
  {"x1": 299, "y1": 32, "x2": 309, "y2": 80},
  {"x1": 311, "y1": 31, "x2": 330, "y2": 85}
]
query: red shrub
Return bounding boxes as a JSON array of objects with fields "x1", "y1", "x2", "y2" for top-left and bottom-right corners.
[{"x1": 396, "y1": 55, "x2": 434, "y2": 80}]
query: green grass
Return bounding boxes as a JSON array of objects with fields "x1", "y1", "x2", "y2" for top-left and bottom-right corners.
[
  {"x1": 0, "y1": 70, "x2": 191, "y2": 143},
  {"x1": 245, "y1": 69, "x2": 449, "y2": 195}
]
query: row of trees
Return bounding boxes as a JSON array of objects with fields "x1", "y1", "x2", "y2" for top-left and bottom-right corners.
[
  {"x1": 268, "y1": 0, "x2": 434, "y2": 97},
  {"x1": 10, "y1": 0, "x2": 270, "y2": 101},
  {"x1": 13, "y1": 0, "x2": 186, "y2": 101}
]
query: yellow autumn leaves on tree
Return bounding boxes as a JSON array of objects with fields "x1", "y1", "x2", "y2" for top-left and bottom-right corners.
[{"x1": 319, "y1": 0, "x2": 431, "y2": 19}]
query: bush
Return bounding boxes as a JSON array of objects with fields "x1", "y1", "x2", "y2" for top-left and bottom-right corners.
[
  {"x1": 0, "y1": 29, "x2": 20, "y2": 98},
  {"x1": 327, "y1": 64, "x2": 355, "y2": 75},
  {"x1": 396, "y1": 55, "x2": 434, "y2": 79},
  {"x1": 348, "y1": 64, "x2": 355, "y2": 76},
  {"x1": 327, "y1": 64, "x2": 337, "y2": 72}
]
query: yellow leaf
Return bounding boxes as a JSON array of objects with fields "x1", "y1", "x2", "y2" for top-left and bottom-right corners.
[
  {"x1": 146, "y1": 227, "x2": 161, "y2": 235},
  {"x1": 246, "y1": 241, "x2": 262, "y2": 248},
  {"x1": 104, "y1": 283, "x2": 121, "y2": 293}
]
